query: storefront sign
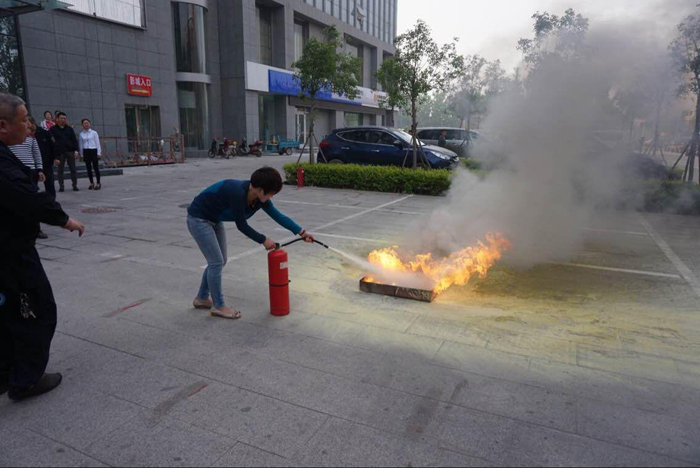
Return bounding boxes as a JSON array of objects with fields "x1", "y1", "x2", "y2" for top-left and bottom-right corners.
[{"x1": 127, "y1": 74, "x2": 153, "y2": 97}]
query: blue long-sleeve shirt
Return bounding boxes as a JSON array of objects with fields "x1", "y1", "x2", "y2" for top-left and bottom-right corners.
[{"x1": 187, "y1": 179, "x2": 302, "y2": 244}]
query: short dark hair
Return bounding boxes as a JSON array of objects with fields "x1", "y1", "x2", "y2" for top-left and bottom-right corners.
[
  {"x1": 56, "y1": 112, "x2": 67, "y2": 119},
  {"x1": 250, "y1": 167, "x2": 283, "y2": 195},
  {"x1": 81, "y1": 118, "x2": 90, "y2": 124}
]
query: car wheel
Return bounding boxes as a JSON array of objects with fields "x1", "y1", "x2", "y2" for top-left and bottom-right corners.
[
  {"x1": 286, "y1": 148, "x2": 293, "y2": 156},
  {"x1": 328, "y1": 159, "x2": 344, "y2": 164}
]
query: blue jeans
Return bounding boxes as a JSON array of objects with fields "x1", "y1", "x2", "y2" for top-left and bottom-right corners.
[{"x1": 187, "y1": 215, "x2": 227, "y2": 308}]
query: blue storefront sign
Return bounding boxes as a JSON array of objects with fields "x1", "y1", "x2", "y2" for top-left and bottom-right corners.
[{"x1": 268, "y1": 70, "x2": 361, "y2": 106}]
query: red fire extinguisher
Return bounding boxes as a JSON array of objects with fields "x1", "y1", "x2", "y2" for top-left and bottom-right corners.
[
  {"x1": 297, "y1": 166, "x2": 305, "y2": 188},
  {"x1": 268, "y1": 247, "x2": 290, "y2": 316}
]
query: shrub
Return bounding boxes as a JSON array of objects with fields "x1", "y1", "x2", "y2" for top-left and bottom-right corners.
[{"x1": 283, "y1": 163, "x2": 453, "y2": 196}]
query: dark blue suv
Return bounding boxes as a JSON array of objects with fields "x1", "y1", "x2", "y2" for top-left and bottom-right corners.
[{"x1": 318, "y1": 126, "x2": 459, "y2": 169}]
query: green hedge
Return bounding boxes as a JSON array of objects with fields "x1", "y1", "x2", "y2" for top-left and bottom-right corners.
[
  {"x1": 629, "y1": 180, "x2": 700, "y2": 215},
  {"x1": 283, "y1": 163, "x2": 452, "y2": 196}
]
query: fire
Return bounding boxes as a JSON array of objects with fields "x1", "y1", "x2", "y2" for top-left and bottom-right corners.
[{"x1": 367, "y1": 233, "x2": 511, "y2": 294}]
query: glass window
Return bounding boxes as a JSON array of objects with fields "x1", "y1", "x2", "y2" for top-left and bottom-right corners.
[
  {"x1": 294, "y1": 22, "x2": 305, "y2": 63},
  {"x1": 177, "y1": 82, "x2": 210, "y2": 150},
  {"x1": 344, "y1": 112, "x2": 362, "y2": 127},
  {"x1": 172, "y1": 3, "x2": 207, "y2": 74},
  {"x1": 259, "y1": 7, "x2": 273, "y2": 66},
  {"x1": 378, "y1": 131, "x2": 397, "y2": 145},
  {"x1": 0, "y1": 16, "x2": 24, "y2": 100},
  {"x1": 125, "y1": 105, "x2": 162, "y2": 153},
  {"x1": 258, "y1": 94, "x2": 276, "y2": 142},
  {"x1": 68, "y1": 0, "x2": 143, "y2": 28}
]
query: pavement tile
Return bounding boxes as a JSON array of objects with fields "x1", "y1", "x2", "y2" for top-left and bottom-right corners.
[
  {"x1": 334, "y1": 324, "x2": 444, "y2": 361},
  {"x1": 407, "y1": 315, "x2": 491, "y2": 348},
  {"x1": 296, "y1": 417, "x2": 489, "y2": 467},
  {"x1": 576, "y1": 344, "x2": 682, "y2": 384},
  {"x1": 85, "y1": 412, "x2": 235, "y2": 467},
  {"x1": 433, "y1": 340, "x2": 532, "y2": 382},
  {"x1": 576, "y1": 398, "x2": 700, "y2": 463},
  {"x1": 169, "y1": 382, "x2": 328, "y2": 457},
  {"x1": 0, "y1": 427, "x2": 107, "y2": 467},
  {"x1": 0, "y1": 385, "x2": 141, "y2": 450},
  {"x1": 212, "y1": 443, "x2": 295, "y2": 467}
]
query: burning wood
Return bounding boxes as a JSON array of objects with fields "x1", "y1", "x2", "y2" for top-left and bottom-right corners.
[
  {"x1": 359, "y1": 277, "x2": 437, "y2": 302},
  {"x1": 360, "y1": 233, "x2": 511, "y2": 300}
]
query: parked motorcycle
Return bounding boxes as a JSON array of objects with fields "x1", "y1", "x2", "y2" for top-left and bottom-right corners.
[
  {"x1": 237, "y1": 137, "x2": 249, "y2": 156},
  {"x1": 249, "y1": 139, "x2": 264, "y2": 157},
  {"x1": 209, "y1": 138, "x2": 236, "y2": 159}
]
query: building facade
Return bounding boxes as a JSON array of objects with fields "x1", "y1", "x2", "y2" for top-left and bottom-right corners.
[{"x1": 1, "y1": 0, "x2": 397, "y2": 155}]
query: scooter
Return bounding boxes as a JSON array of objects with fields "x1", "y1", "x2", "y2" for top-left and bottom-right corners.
[
  {"x1": 237, "y1": 137, "x2": 249, "y2": 156},
  {"x1": 249, "y1": 139, "x2": 264, "y2": 157},
  {"x1": 208, "y1": 138, "x2": 233, "y2": 159}
]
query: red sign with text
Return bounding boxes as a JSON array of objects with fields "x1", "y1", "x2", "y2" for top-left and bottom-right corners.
[{"x1": 127, "y1": 74, "x2": 153, "y2": 97}]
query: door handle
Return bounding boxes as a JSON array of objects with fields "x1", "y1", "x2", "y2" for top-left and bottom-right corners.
[
  {"x1": 341, "y1": 147, "x2": 350, "y2": 150},
  {"x1": 372, "y1": 150, "x2": 380, "y2": 153}
]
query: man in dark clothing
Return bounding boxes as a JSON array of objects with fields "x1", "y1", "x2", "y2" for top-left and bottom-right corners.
[
  {"x1": 438, "y1": 130, "x2": 448, "y2": 148},
  {"x1": 34, "y1": 124, "x2": 57, "y2": 199},
  {"x1": 0, "y1": 93, "x2": 85, "y2": 401},
  {"x1": 49, "y1": 112, "x2": 79, "y2": 192}
]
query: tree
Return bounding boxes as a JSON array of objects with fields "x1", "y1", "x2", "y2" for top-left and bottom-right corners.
[
  {"x1": 293, "y1": 27, "x2": 361, "y2": 164},
  {"x1": 517, "y1": 8, "x2": 589, "y2": 72},
  {"x1": 670, "y1": 6, "x2": 700, "y2": 183},
  {"x1": 448, "y1": 55, "x2": 507, "y2": 131},
  {"x1": 376, "y1": 20, "x2": 462, "y2": 168},
  {"x1": 0, "y1": 17, "x2": 25, "y2": 99}
]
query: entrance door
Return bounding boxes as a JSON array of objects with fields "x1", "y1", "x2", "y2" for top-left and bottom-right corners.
[
  {"x1": 295, "y1": 110, "x2": 308, "y2": 144},
  {"x1": 125, "y1": 105, "x2": 162, "y2": 153}
]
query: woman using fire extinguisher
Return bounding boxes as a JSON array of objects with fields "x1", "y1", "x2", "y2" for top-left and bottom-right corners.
[{"x1": 187, "y1": 167, "x2": 314, "y2": 319}]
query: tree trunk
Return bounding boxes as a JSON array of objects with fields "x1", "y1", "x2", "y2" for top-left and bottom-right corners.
[
  {"x1": 652, "y1": 98, "x2": 662, "y2": 157},
  {"x1": 309, "y1": 104, "x2": 316, "y2": 165},
  {"x1": 688, "y1": 92, "x2": 700, "y2": 184},
  {"x1": 467, "y1": 112, "x2": 472, "y2": 133},
  {"x1": 411, "y1": 99, "x2": 418, "y2": 169}
]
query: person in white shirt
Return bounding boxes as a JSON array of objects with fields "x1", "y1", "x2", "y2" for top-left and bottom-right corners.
[
  {"x1": 40, "y1": 111, "x2": 55, "y2": 131},
  {"x1": 78, "y1": 118, "x2": 102, "y2": 190}
]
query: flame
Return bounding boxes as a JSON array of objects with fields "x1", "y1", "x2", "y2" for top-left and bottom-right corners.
[{"x1": 367, "y1": 233, "x2": 511, "y2": 294}]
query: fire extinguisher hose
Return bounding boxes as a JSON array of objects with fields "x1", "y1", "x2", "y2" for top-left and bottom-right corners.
[{"x1": 276, "y1": 238, "x2": 330, "y2": 250}]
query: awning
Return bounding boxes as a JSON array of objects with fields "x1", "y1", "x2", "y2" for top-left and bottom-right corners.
[{"x1": 0, "y1": 0, "x2": 72, "y2": 18}]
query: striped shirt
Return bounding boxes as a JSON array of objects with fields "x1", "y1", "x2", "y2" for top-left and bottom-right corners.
[{"x1": 9, "y1": 136, "x2": 43, "y2": 171}]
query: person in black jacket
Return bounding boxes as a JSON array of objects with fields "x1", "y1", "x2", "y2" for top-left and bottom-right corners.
[
  {"x1": 0, "y1": 93, "x2": 85, "y2": 402},
  {"x1": 33, "y1": 119, "x2": 57, "y2": 199},
  {"x1": 49, "y1": 112, "x2": 79, "y2": 192}
]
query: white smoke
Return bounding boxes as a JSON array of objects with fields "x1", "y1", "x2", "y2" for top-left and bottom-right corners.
[{"x1": 405, "y1": 13, "x2": 688, "y2": 268}]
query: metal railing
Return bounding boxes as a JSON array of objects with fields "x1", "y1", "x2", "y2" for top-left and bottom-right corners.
[{"x1": 97, "y1": 135, "x2": 186, "y2": 168}]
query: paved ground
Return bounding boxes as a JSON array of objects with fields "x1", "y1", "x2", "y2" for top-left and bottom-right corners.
[{"x1": 1, "y1": 156, "x2": 699, "y2": 467}]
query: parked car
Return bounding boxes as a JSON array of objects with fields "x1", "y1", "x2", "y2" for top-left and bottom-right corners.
[
  {"x1": 317, "y1": 126, "x2": 459, "y2": 169},
  {"x1": 416, "y1": 127, "x2": 478, "y2": 158}
]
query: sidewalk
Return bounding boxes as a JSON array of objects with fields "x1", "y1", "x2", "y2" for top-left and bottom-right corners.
[{"x1": 1, "y1": 158, "x2": 698, "y2": 467}]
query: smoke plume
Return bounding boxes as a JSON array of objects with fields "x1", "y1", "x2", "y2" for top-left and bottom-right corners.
[{"x1": 406, "y1": 14, "x2": 687, "y2": 268}]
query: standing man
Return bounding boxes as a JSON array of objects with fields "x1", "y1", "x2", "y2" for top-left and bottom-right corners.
[
  {"x1": 50, "y1": 112, "x2": 79, "y2": 192},
  {"x1": 34, "y1": 116, "x2": 57, "y2": 199},
  {"x1": 438, "y1": 130, "x2": 448, "y2": 148},
  {"x1": 0, "y1": 93, "x2": 85, "y2": 401}
]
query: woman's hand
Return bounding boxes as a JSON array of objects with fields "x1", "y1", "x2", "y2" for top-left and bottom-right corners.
[
  {"x1": 38, "y1": 172, "x2": 46, "y2": 183},
  {"x1": 263, "y1": 238, "x2": 277, "y2": 251},
  {"x1": 300, "y1": 229, "x2": 314, "y2": 243}
]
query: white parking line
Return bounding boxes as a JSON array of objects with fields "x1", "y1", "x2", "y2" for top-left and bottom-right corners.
[
  {"x1": 220, "y1": 195, "x2": 413, "y2": 264},
  {"x1": 638, "y1": 214, "x2": 700, "y2": 297},
  {"x1": 583, "y1": 227, "x2": 649, "y2": 236},
  {"x1": 274, "y1": 228, "x2": 389, "y2": 244},
  {"x1": 548, "y1": 262, "x2": 682, "y2": 279},
  {"x1": 275, "y1": 199, "x2": 422, "y2": 215}
]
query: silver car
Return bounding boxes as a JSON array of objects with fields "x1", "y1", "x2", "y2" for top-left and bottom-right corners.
[{"x1": 416, "y1": 127, "x2": 478, "y2": 158}]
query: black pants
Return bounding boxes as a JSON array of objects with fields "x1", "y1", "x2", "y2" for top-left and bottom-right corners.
[
  {"x1": 58, "y1": 151, "x2": 77, "y2": 189},
  {"x1": 83, "y1": 149, "x2": 100, "y2": 184},
  {"x1": 0, "y1": 248, "x2": 57, "y2": 390},
  {"x1": 42, "y1": 161, "x2": 56, "y2": 199}
]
